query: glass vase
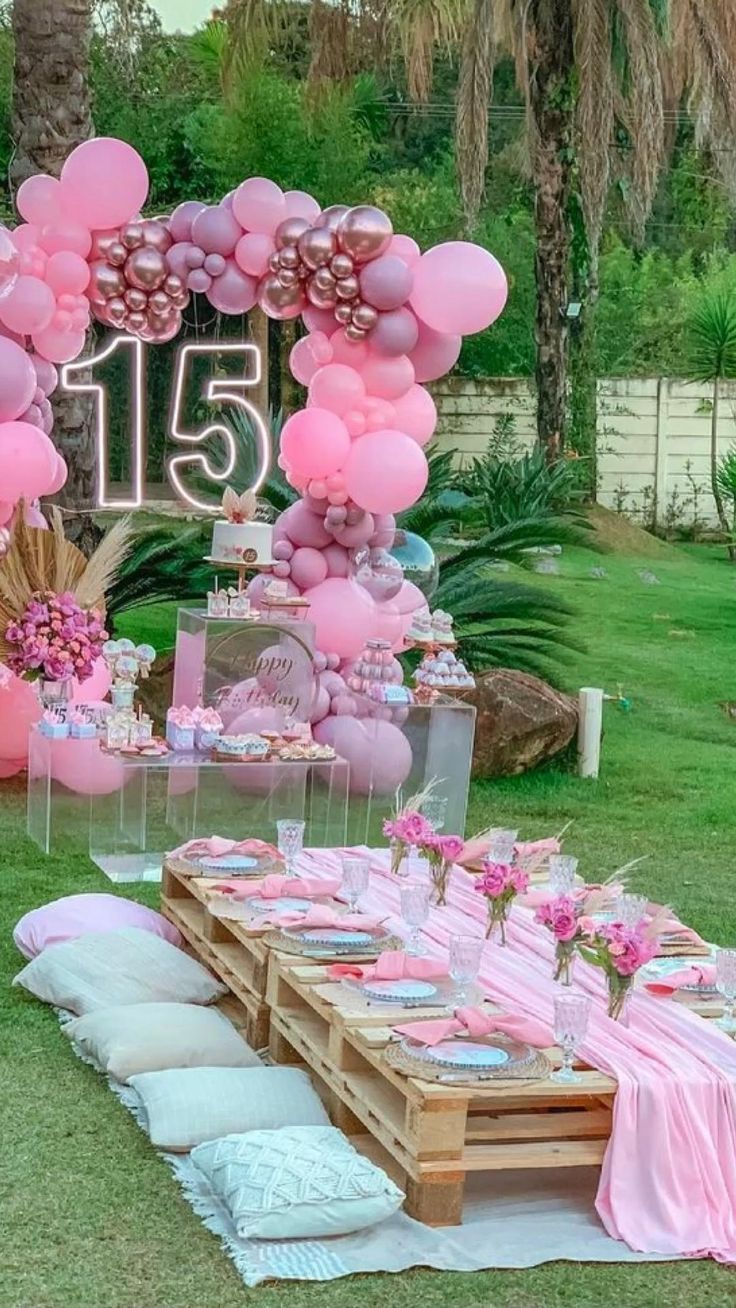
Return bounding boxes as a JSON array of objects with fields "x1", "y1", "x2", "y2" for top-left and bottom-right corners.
[
  {"x1": 554, "y1": 940, "x2": 576, "y2": 986},
  {"x1": 429, "y1": 859, "x2": 450, "y2": 906},
  {"x1": 37, "y1": 677, "x2": 73, "y2": 711},
  {"x1": 485, "y1": 899, "x2": 509, "y2": 945},
  {"x1": 390, "y1": 840, "x2": 409, "y2": 877},
  {"x1": 607, "y1": 974, "x2": 634, "y2": 1023}
]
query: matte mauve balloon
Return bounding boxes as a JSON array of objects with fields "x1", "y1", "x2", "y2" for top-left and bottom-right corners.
[
  {"x1": 0, "y1": 338, "x2": 36, "y2": 422},
  {"x1": 359, "y1": 254, "x2": 413, "y2": 310},
  {"x1": 207, "y1": 260, "x2": 257, "y2": 314},
  {"x1": 409, "y1": 321, "x2": 461, "y2": 383},
  {"x1": 338, "y1": 206, "x2": 393, "y2": 264},
  {"x1": 191, "y1": 204, "x2": 243, "y2": 257},
  {"x1": 370, "y1": 306, "x2": 419, "y2": 357},
  {"x1": 235, "y1": 232, "x2": 275, "y2": 277},
  {"x1": 232, "y1": 177, "x2": 285, "y2": 235},
  {"x1": 169, "y1": 200, "x2": 206, "y2": 242}
]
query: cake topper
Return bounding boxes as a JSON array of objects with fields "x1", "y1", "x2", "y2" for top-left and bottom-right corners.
[{"x1": 222, "y1": 487, "x2": 257, "y2": 524}]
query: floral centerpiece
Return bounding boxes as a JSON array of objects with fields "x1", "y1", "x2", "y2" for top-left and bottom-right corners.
[
  {"x1": 534, "y1": 894, "x2": 581, "y2": 984},
  {"x1": 421, "y1": 833, "x2": 464, "y2": 906},
  {"x1": 6, "y1": 591, "x2": 107, "y2": 686},
  {"x1": 473, "y1": 859, "x2": 530, "y2": 943},
  {"x1": 382, "y1": 809, "x2": 434, "y2": 875},
  {"x1": 578, "y1": 917, "x2": 660, "y2": 1020}
]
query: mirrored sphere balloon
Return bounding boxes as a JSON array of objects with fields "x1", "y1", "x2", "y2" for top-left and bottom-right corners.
[
  {"x1": 352, "y1": 546, "x2": 404, "y2": 602},
  {"x1": 337, "y1": 206, "x2": 393, "y2": 264},
  {"x1": 124, "y1": 287, "x2": 147, "y2": 310},
  {"x1": 336, "y1": 274, "x2": 359, "y2": 301},
  {"x1": 275, "y1": 217, "x2": 310, "y2": 249},
  {"x1": 298, "y1": 226, "x2": 336, "y2": 271},
  {"x1": 108, "y1": 242, "x2": 127, "y2": 267},
  {"x1": 279, "y1": 245, "x2": 300, "y2": 270},
  {"x1": 314, "y1": 266, "x2": 336, "y2": 291},
  {"x1": 257, "y1": 272, "x2": 305, "y2": 320},
  {"x1": 389, "y1": 529, "x2": 438, "y2": 600},
  {"x1": 121, "y1": 222, "x2": 144, "y2": 249},
  {"x1": 334, "y1": 302, "x2": 352, "y2": 324},
  {"x1": 331, "y1": 252, "x2": 354, "y2": 279},
  {"x1": 142, "y1": 219, "x2": 172, "y2": 252},
  {"x1": 306, "y1": 278, "x2": 337, "y2": 309},
  {"x1": 319, "y1": 205, "x2": 350, "y2": 231}
]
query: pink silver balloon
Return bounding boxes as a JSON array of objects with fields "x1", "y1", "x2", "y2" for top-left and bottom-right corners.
[
  {"x1": 107, "y1": 296, "x2": 127, "y2": 321},
  {"x1": 331, "y1": 252, "x2": 354, "y2": 279},
  {"x1": 279, "y1": 245, "x2": 300, "y2": 271},
  {"x1": 269, "y1": 251, "x2": 282, "y2": 273},
  {"x1": 125, "y1": 246, "x2": 167, "y2": 291},
  {"x1": 275, "y1": 217, "x2": 310, "y2": 249},
  {"x1": 298, "y1": 226, "x2": 336, "y2": 271},
  {"x1": 345, "y1": 323, "x2": 366, "y2": 341},
  {"x1": 126, "y1": 310, "x2": 147, "y2": 332},
  {"x1": 92, "y1": 263, "x2": 126, "y2": 300},
  {"x1": 278, "y1": 268, "x2": 298, "y2": 288},
  {"x1": 142, "y1": 219, "x2": 172, "y2": 253},
  {"x1": 337, "y1": 206, "x2": 393, "y2": 264},
  {"x1": 319, "y1": 205, "x2": 350, "y2": 231},
  {"x1": 307, "y1": 278, "x2": 337, "y2": 309},
  {"x1": 164, "y1": 273, "x2": 184, "y2": 296},
  {"x1": 108, "y1": 241, "x2": 128, "y2": 267},
  {"x1": 149, "y1": 289, "x2": 171, "y2": 314},
  {"x1": 334, "y1": 302, "x2": 353, "y2": 324},
  {"x1": 314, "y1": 266, "x2": 337, "y2": 292}
]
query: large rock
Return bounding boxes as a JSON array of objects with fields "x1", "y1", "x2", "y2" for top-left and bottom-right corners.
[{"x1": 466, "y1": 668, "x2": 578, "y2": 778}]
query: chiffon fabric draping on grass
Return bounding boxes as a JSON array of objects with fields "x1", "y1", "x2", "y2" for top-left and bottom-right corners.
[{"x1": 300, "y1": 847, "x2": 736, "y2": 1262}]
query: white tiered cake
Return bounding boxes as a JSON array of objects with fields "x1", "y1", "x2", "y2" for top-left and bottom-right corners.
[{"x1": 209, "y1": 487, "x2": 273, "y2": 565}]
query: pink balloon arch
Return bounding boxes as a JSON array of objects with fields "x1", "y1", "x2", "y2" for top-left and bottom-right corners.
[{"x1": 0, "y1": 137, "x2": 508, "y2": 791}]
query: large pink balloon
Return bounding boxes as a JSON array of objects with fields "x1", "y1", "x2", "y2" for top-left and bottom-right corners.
[
  {"x1": 232, "y1": 178, "x2": 286, "y2": 235},
  {"x1": 45, "y1": 250, "x2": 90, "y2": 296},
  {"x1": 409, "y1": 321, "x2": 462, "y2": 383},
  {"x1": 31, "y1": 325, "x2": 86, "y2": 364},
  {"x1": 50, "y1": 738, "x2": 126, "y2": 796},
  {"x1": 308, "y1": 364, "x2": 365, "y2": 416},
  {"x1": 359, "y1": 255, "x2": 413, "y2": 311},
  {"x1": 0, "y1": 673, "x2": 41, "y2": 759},
  {"x1": 313, "y1": 715, "x2": 412, "y2": 795},
  {"x1": 302, "y1": 578, "x2": 376, "y2": 659},
  {"x1": 281, "y1": 408, "x2": 350, "y2": 479},
  {"x1": 344, "y1": 429, "x2": 428, "y2": 515},
  {"x1": 169, "y1": 200, "x2": 206, "y2": 242},
  {"x1": 410, "y1": 241, "x2": 507, "y2": 334},
  {"x1": 206, "y1": 260, "x2": 257, "y2": 314},
  {"x1": 0, "y1": 276, "x2": 55, "y2": 334},
  {"x1": 290, "y1": 546, "x2": 328, "y2": 589},
  {"x1": 361, "y1": 353, "x2": 414, "y2": 400},
  {"x1": 284, "y1": 190, "x2": 321, "y2": 223},
  {"x1": 391, "y1": 384, "x2": 437, "y2": 445},
  {"x1": 69, "y1": 656, "x2": 112, "y2": 703},
  {"x1": 0, "y1": 421, "x2": 57, "y2": 499},
  {"x1": 17, "y1": 175, "x2": 62, "y2": 225},
  {"x1": 59, "y1": 138, "x2": 149, "y2": 230},
  {"x1": 0, "y1": 338, "x2": 36, "y2": 422},
  {"x1": 191, "y1": 205, "x2": 243, "y2": 256},
  {"x1": 234, "y1": 232, "x2": 275, "y2": 277}
]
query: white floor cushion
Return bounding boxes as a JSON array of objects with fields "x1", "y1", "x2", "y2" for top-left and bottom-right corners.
[
  {"x1": 64, "y1": 1003, "x2": 262, "y2": 1082},
  {"x1": 190, "y1": 1125, "x2": 404, "y2": 1238},
  {"x1": 129, "y1": 1066, "x2": 330, "y2": 1152},
  {"x1": 13, "y1": 927, "x2": 226, "y2": 1014}
]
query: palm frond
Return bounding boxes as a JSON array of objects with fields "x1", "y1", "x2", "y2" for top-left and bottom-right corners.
[
  {"x1": 389, "y1": 0, "x2": 465, "y2": 102},
  {"x1": 614, "y1": 0, "x2": 665, "y2": 240},
  {"x1": 688, "y1": 292, "x2": 736, "y2": 383},
  {"x1": 572, "y1": 0, "x2": 613, "y2": 257},
  {"x1": 455, "y1": 0, "x2": 495, "y2": 230}
]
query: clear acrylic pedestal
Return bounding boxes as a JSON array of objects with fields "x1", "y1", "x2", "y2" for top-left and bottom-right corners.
[{"x1": 27, "y1": 729, "x2": 349, "y2": 883}]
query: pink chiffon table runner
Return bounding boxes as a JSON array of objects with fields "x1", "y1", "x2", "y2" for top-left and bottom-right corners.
[{"x1": 294, "y1": 846, "x2": 736, "y2": 1262}]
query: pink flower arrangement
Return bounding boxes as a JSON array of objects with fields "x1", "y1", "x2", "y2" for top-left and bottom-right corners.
[
  {"x1": 474, "y1": 860, "x2": 530, "y2": 943},
  {"x1": 578, "y1": 918, "x2": 659, "y2": 1019},
  {"x1": 383, "y1": 809, "x2": 435, "y2": 874},
  {"x1": 421, "y1": 832, "x2": 464, "y2": 906},
  {"x1": 5, "y1": 591, "x2": 108, "y2": 684},
  {"x1": 535, "y1": 893, "x2": 583, "y2": 983}
]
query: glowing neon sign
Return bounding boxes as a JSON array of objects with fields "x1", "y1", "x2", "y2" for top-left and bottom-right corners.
[{"x1": 60, "y1": 335, "x2": 270, "y2": 512}]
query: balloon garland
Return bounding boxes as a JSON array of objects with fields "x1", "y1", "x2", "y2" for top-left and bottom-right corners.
[{"x1": 0, "y1": 137, "x2": 508, "y2": 790}]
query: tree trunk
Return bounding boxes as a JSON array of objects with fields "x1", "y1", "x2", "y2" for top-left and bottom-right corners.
[
  {"x1": 11, "y1": 0, "x2": 99, "y2": 552},
  {"x1": 710, "y1": 381, "x2": 736, "y2": 560},
  {"x1": 527, "y1": 0, "x2": 574, "y2": 458}
]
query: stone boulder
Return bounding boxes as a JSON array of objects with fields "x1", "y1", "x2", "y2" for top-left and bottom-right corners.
[{"x1": 466, "y1": 668, "x2": 578, "y2": 778}]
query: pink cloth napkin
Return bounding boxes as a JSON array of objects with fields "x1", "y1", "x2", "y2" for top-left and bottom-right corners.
[
  {"x1": 645, "y1": 963, "x2": 717, "y2": 996},
  {"x1": 658, "y1": 917, "x2": 707, "y2": 947},
  {"x1": 328, "y1": 950, "x2": 447, "y2": 983},
  {"x1": 168, "y1": 835, "x2": 282, "y2": 862},
  {"x1": 394, "y1": 1003, "x2": 554, "y2": 1049},
  {"x1": 211, "y1": 873, "x2": 341, "y2": 902},
  {"x1": 263, "y1": 903, "x2": 385, "y2": 932}
]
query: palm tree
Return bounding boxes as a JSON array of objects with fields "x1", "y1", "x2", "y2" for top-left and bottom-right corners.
[{"x1": 10, "y1": 0, "x2": 99, "y2": 551}]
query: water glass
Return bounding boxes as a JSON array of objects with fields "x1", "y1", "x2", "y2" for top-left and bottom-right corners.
[
  {"x1": 550, "y1": 992, "x2": 591, "y2": 1084},
  {"x1": 488, "y1": 828, "x2": 518, "y2": 865},
  {"x1": 716, "y1": 948, "x2": 736, "y2": 1032},
  {"x1": 341, "y1": 854, "x2": 370, "y2": 911},
  {"x1": 400, "y1": 881, "x2": 431, "y2": 956},
  {"x1": 549, "y1": 854, "x2": 578, "y2": 896},
  {"x1": 449, "y1": 934, "x2": 484, "y2": 1004},
  {"x1": 616, "y1": 893, "x2": 648, "y2": 928},
  {"x1": 422, "y1": 795, "x2": 448, "y2": 832},
  {"x1": 276, "y1": 818, "x2": 305, "y2": 878}
]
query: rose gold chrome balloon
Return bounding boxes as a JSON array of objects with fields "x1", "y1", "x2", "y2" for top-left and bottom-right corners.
[
  {"x1": 125, "y1": 246, "x2": 167, "y2": 291},
  {"x1": 89, "y1": 229, "x2": 119, "y2": 261},
  {"x1": 275, "y1": 217, "x2": 310, "y2": 249},
  {"x1": 269, "y1": 251, "x2": 282, "y2": 273},
  {"x1": 124, "y1": 286, "x2": 148, "y2": 310},
  {"x1": 149, "y1": 289, "x2": 171, "y2": 314},
  {"x1": 345, "y1": 323, "x2": 367, "y2": 341},
  {"x1": 107, "y1": 296, "x2": 127, "y2": 321},
  {"x1": 319, "y1": 205, "x2": 350, "y2": 231},
  {"x1": 107, "y1": 242, "x2": 128, "y2": 267},
  {"x1": 279, "y1": 245, "x2": 300, "y2": 270},
  {"x1": 334, "y1": 302, "x2": 352, "y2": 324},
  {"x1": 330, "y1": 252, "x2": 354, "y2": 279},
  {"x1": 297, "y1": 226, "x2": 336, "y2": 271},
  {"x1": 336, "y1": 274, "x2": 359, "y2": 300},
  {"x1": 306, "y1": 278, "x2": 337, "y2": 309},
  {"x1": 0, "y1": 526, "x2": 10, "y2": 559},
  {"x1": 126, "y1": 310, "x2": 147, "y2": 332},
  {"x1": 337, "y1": 206, "x2": 393, "y2": 263},
  {"x1": 164, "y1": 273, "x2": 184, "y2": 296},
  {"x1": 352, "y1": 301, "x2": 378, "y2": 330},
  {"x1": 121, "y1": 222, "x2": 144, "y2": 249},
  {"x1": 93, "y1": 264, "x2": 126, "y2": 300},
  {"x1": 142, "y1": 219, "x2": 172, "y2": 253},
  {"x1": 314, "y1": 266, "x2": 336, "y2": 292},
  {"x1": 257, "y1": 272, "x2": 305, "y2": 320},
  {"x1": 278, "y1": 268, "x2": 298, "y2": 288}
]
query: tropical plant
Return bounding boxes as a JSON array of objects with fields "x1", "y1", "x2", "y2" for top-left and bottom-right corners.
[
  {"x1": 688, "y1": 291, "x2": 736, "y2": 560},
  {"x1": 460, "y1": 443, "x2": 588, "y2": 528},
  {"x1": 716, "y1": 446, "x2": 736, "y2": 535}
]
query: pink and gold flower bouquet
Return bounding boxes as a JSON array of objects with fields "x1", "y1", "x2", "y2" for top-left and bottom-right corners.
[{"x1": 473, "y1": 859, "x2": 530, "y2": 943}]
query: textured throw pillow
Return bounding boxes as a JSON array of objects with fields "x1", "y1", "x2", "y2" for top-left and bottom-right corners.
[
  {"x1": 191, "y1": 1126, "x2": 404, "y2": 1238},
  {"x1": 129, "y1": 1066, "x2": 330, "y2": 1152},
  {"x1": 13, "y1": 927, "x2": 225, "y2": 1014},
  {"x1": 13, "y1": 892, "x2": 181, "y2": 960},
  {"x1": 63, "y1": 1003, "x2": 262, "y2": 1083}
]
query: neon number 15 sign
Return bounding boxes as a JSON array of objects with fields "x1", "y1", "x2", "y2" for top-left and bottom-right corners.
[{"x1": 61, "y1": 336, "x2": 271, "y2": 512}]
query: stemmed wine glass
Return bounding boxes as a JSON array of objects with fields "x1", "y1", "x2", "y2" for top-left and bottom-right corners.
[
  {"x1": 550, "y1": 992, "x2": 591, "y2": 1084},
  {"x1": 276, "y1": 818, "x2": 305, "y2": 879},
  {"x1": 616, "y1": 893, "x2": 648, "y2": 927},
  {"x1": 549, "y1": 854, "x2": 578, "y2": 896},
  {"x1": 716, "y1": 948, "x2": 736, "y2": 1032},
  {"x1": 341, "y1": 854, "x2": 370, "y2": 912},
  {"x1": 488, "y1": 829, "x2": 518, "y2": 864},
  {"x1": 449, "y1": 934, "x2": 483, "y2": 1004},
  {"x1": 400, "y1": 881, "x2": 430, "y2": 956}
]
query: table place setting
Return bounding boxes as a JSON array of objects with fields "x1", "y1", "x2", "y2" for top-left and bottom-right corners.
[
  {"x1": 328, "y1": 949, "x2": 468, "y2": 1010},
  {"x1": 263, "y1": 904, "x2": 403, "y2": 958},
  {"x1": 384, "y1": 1004, "x2": 555, "y2": 1084},
  {"x1": 166, "y1": 835, "x2": 285, "y2": 879}
]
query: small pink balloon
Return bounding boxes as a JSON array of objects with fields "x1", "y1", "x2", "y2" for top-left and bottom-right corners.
[
  {"x1": 185, "y1": 245, "x2": 205, "y2": 268},
  {"x1": 46, "y1": 452, "x2": 68, "y2": 494},
  {"x1": 323, "y1": 542, "x2": 350, "y2": 577},
  {"x1": 31, "y1": 325, "x2": 86, "y2": 364},
  {"x1": 308, "y1": 363, "x2": 365, "y2": 416},
  {"x1": 388, "y1": 234, "x2": 421, "y2": 266},
  {"x1": 359, "y1": 255, "x2": 413, "y2": 311},
  {"x1": 17, "y1": 176, "x2": 62, "y2": 225},
  {"x1": 334, "y1": 511, "x2": 375, "y2": 549},
  {"x1": 59, "y1": 137, "x2": 149, "y2": 230},
  {"x1": 278, "y1": 499, "x2": 333, "y2": 549},
  {"x1": 410, "y1": 240, "x2": 508, "y2": 334},
  {"x1": 191, "y1": 204, "x2": 243, "y2": 256},
  {"x1": 45, "y1": 250, "x2": 91, "y2": 296},
  {"x1": 345, "y1": 429, "x2": 428, "y2": 515},
  {"x1": 169, "y1": 200, "x2": 206, "y2": 242},
  {"x1": 19, "y1": 403, "x2": 42, "y2": 427},
  {"x1": 187, "y1": 268, "x2": 212, "y2": 294},
  {"x1": 0, "y1": 420, "x2": 57, "y2": 498},
  {"x1": 281, "y1": 407, "x2": 350, "y2": 479},
  {"x1": 166, "y1": 241, "x2": 195, "y2": 279},
  {"x1": 290, "y1": 546, "x2": 329, "y2": 590},
  {"x1": 0, "y1": 276, "x2": 55, "y2": 334},
  {"x1": 344, "y1": 409, "x2": 367, "y2": 437},
  {"x1": 10, "y1": 224, "x2": 39, "y2": 252},
  {"x1": 409, "y1": 320, "x2": 462, "y2": 383},
  {"x1": 272, "y1": 560, "x2": 291, "y2": 579},
  {"x1": 371, "y1": 307, "x2": 420, "y2": 357},
  {"x1": 235, "y1": 232, "x2": 276, "y2": 277},
  {"x1": 361, "y1": 352, "x2": 414, "y2": 400},
  {"x1": 207, "y1": 259, "x2": 257, "y2": 313},
  {"x1": 232, "y1": 177, "x2": 286, "y2": 235},
  {"x1": 0, "y1": 337, "x2": 36, "y2": 422},
  {"x1": 391, "y1": 384, "x2": 437, "y2": 445},
  {"x1": 32, "y1": 355, "x2": 58, "y2": 395},
  {"x1": 329, "y1": 328, "x2": 369, "y2": 369},
  {"x1": 39, "y1": 221, "x2": 92, "y2": 258},
  {"x1": 283, "y1": 190, "x2": 321, "y2": 223},
  {"x1": 272, "y1": 539, "x2": 294, "y2": 561}
]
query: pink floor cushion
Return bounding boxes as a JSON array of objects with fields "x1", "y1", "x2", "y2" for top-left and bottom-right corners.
[{"x1": 13, "y1": 893, "x2": 182, "y2": 960}]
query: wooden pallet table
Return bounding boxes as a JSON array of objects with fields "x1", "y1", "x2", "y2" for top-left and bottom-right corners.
[{"x1": 266, "y1": 954, "x2": 617, "y2": 1226}]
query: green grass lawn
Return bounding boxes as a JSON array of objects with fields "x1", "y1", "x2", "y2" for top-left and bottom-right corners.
[{"x1": 3, "y1": 534, "x2": 736, "y2": 1307}]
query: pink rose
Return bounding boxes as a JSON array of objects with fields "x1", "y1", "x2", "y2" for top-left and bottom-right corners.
[
  {"x1": 439, "y1": 834, "x2": 464, "y2": 862},
  {"x1": 510, "y1": 867, "x2": 530, "y2": 894},
  {"x1": 476, "y1": 862, "x2": 511, "y2": 897},
  {"x1": 550, "y1": 906, "x2": 577, "y2": 942},
  {"x1": 401, "y1": 812, "x2": 434, "y2": 845}
]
